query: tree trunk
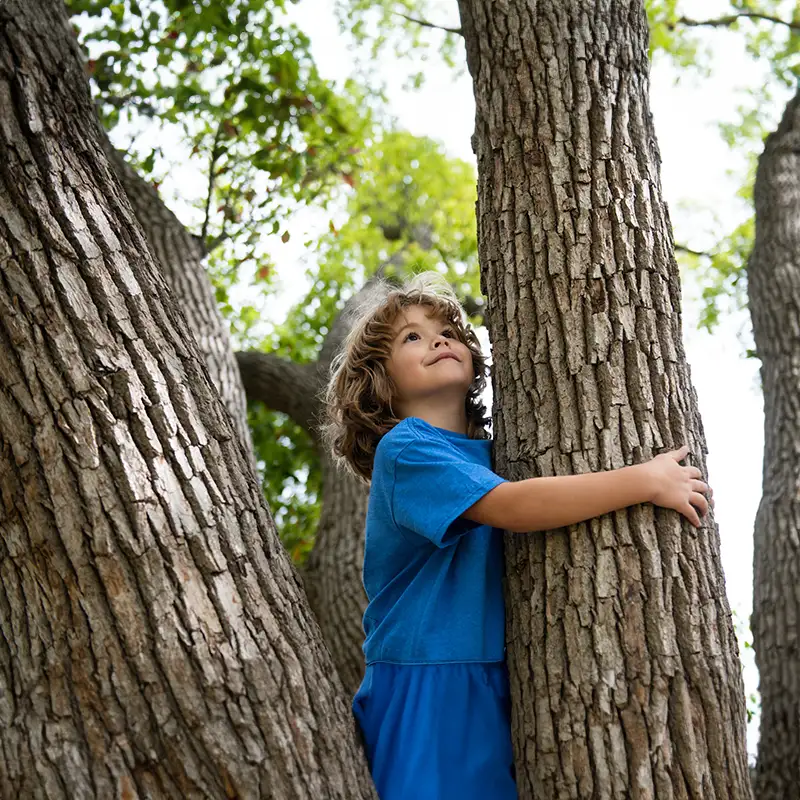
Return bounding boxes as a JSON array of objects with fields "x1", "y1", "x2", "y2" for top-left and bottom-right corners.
[
  {"x1": 0, "y1": 2, "x2": 375, "y2": 797},
  {"x1": 234, "y1": 350, "x2": 370, "y2": 696},
  {"x1": 103, "y1": 145, "x2": 255, "y2": 463},
  {"x1": 303, "y1": 450, "x2": 369, "y2": 696},
  {"x1": 457, "y1": 1, "x2": 752, "y2": 797},
  {"x1": 748, "y1": 89, "x2": 800, "y2": 800}
]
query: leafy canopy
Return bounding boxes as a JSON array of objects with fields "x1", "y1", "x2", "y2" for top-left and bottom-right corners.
[{"x1": 68, "y1": 0, "x2": 372, "y2": 300}]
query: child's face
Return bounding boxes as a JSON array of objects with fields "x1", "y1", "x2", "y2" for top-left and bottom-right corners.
[{"x1": 385, "y1": 305, "x2": 474, "y2": 412}]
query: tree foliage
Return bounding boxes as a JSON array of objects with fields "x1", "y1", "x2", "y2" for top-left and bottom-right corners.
[
  {"x1": 68, "y1": 0, "x2": 372, "y2": 308},
  {"x1": 336, "y1": 0, "x2": 463, "y2": 88},
  {"x1": 648, "y1": 1, "x2": 800, "y2": 331}
]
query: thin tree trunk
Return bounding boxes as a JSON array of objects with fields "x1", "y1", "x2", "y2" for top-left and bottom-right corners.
[
  {"x1": 457, "y1": 1, "x2": 752, "y2": 797},
  {"x1": 0, "y1": 2, "x2": 374, "y2": 796},
  {"x1": 303, "y1": 451, "x2": 369, "y2": 695},
  {"x1": 749, "y1": 89, "x2": 800, "y2": 800}
]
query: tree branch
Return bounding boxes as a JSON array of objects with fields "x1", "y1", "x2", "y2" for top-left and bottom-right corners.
[
  {"x1": 201, "y1": 123, "x2": 225, "y2": 244},
  {"x1": 674, "y1": 243, "x2": 713, "y2": 259},
  {"x1": 100, "y1": 92, "x2": 159, "y2": 115},
  {"x1": 235, "y1": 351, "x2": 320, "y2": 434},
  {"x1": 395, "y1": 12, "x2": 462, "y2": 36},
  {"x1": 461, "y1": 293, "x2": 486, "y2": 323},
  {"x1": 675, "y1": 12, "x2": 800, "y2": 33},
  {"x1": 204, "y1": 229, "x2": 232, "y2": 253}
]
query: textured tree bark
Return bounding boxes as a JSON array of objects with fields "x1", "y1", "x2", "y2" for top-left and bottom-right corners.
[
  {"x1": 748, "y1": 90, "x2": 800, "y2": 800},
  {"x1": 0, "y1": 2, "x2": 375, "y2": 797},
  {"x1": 238, "y1": 275, "x2": 397, "y2": 696},
  {"x1": 303, "y1": 451, "x2": 369, "y2": 696},
  {"x1": 103, "y1": 145, "x2": 255, "y2": 463},
  {"x1": 457, "y1": 1, "x2": 752, "y2": 797}
]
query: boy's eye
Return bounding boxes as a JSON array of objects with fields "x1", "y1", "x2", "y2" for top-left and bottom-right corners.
[{"x1": 403, "y1": 329, "x2": 455, "y2": 343}]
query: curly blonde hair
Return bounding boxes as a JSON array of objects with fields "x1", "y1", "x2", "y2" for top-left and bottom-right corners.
[{"x1": 320, "y1": 271, "x2": 490, "y2": 484}]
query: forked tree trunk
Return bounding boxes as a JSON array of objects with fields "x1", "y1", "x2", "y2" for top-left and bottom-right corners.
[
  {"x1": 0, "y1": 2, "x2": 375, "y2": 797},
  {"x1": 457, "y1": 1, "x2": 752, "y2": 797},
  {"x1": 749, "y1": 89, "x2": 800, "y2": 800}
]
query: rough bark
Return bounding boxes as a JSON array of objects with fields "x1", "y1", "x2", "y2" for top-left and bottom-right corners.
[
  {"x1": 302, "y1": 452, "x2": 369, "y2": 696},
  {"x1": 238, "y1": 274, "x2": 396, "y2": 695},
  {"x1": 749, "y1": 89, "x2": 800, "y2": 800},
  {"x1": 0, "y1": 2, "x2": 375, "y2": 796},
  {"x1": 102, "y1": 144, "x2": 255, "y2": 463},
  {"x1": 457, "y1": 1, "x2": 752, "y2": 798}
]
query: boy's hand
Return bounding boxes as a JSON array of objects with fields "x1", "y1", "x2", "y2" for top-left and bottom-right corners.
[{"x1": 645, "y1": 445, "x2": 712, "y2": 527}]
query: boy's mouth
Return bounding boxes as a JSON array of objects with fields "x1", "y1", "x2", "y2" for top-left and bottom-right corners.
[{"x1": 430, "y1": 352, "x2": 460, "y2": 365}]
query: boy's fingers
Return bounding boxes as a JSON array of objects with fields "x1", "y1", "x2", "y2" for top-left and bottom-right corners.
[
  {"x1": 683, "y1": 504, "x2": 701, "y2": 527},
  {"x1": 691, "y1": 492, "x2": 709, "y2": 516},
  {"x1": 670, "y1": 445, "x2": 690, "y2": 462},
  {"x1": 686, "y1": 466, "x2": 703, "y2": 480},
  {"x1": 690, "y1": 479, "x2": 709, "y2": 494}
]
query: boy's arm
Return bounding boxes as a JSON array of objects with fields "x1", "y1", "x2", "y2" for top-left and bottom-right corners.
[{"x1": 462, "y1": 446, "x2": 710, "y2": 532}]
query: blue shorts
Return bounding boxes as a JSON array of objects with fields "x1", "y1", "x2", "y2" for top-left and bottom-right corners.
[{"x1": 352, "y1": 661, "x2": 517, "y2": 800}]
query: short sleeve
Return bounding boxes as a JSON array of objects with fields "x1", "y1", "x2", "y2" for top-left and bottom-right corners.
[{"x1": 390, "y1": 434, "x2": 506, "y2": 547}]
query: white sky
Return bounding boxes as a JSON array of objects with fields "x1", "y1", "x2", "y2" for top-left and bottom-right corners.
[{"x1": 274, "y1": 0, "x2": 777, "y2": 756}]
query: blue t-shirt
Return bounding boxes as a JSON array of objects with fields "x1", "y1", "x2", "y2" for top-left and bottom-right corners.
[{"x1": 362, "y1": 417, "x2": 508, "y2": 665}]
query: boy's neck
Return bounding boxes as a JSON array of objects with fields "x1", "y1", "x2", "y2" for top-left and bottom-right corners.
[{"x1": 397, "y1": 403, "x2": 469, "y2": 436}]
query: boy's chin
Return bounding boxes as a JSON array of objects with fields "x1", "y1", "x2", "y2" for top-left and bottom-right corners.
[{"x1": 422, "y1": 383, "x2": 472, "y2": 399}]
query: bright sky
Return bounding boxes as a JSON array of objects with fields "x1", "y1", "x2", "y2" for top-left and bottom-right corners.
[{"x1": 274, "y1": 0, "x2": 779, "y2": 756}]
